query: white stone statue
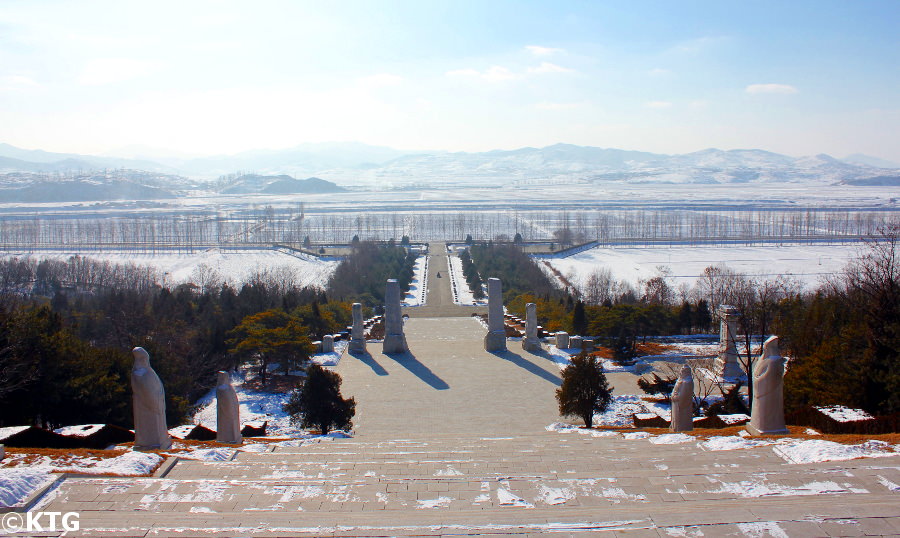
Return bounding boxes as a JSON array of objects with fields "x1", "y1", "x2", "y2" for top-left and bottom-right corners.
[
  {"x1": 383, "y1": 279, "x2": 409, "y2": 353},
  {"x1": 131, "y1": 347, "x2": 172, "y2": 450},
  {"x1": 522, "y1": 302, "x2": 541, "y2": 352},
  {"x1": 215, "y1": 371, "x2": 242, "y2": 445},
  {"x1": 670, "y1": 365, "x2": 694, "y2": 432},
  {"x1": 715, "y1": 305, "x2": 743, "y2": 378},
  {"x1": 747, "y1": 336, "x2": 789, "y2": 435},
  {"x1": 556, "y1": 331, "x2": 570, "y2": 349},
  {"x1": 484, "y1": 277, "x2": 507, "y2": 352},
  {"x1": 349, "y1": 302, "x2": 367, "y2": 354}
]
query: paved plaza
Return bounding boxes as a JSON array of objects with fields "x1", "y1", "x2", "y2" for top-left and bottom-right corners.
[{"x1": 21, "y1": 246, "x2": 900, "y2": 537}]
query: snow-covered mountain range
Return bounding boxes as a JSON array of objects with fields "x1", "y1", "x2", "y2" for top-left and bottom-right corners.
[{"x1": 1, "y1": 142, "x2": 898, "y2": 194}]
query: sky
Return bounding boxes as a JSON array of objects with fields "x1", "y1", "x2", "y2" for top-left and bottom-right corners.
[{"x1": 0, "y1": 0, "x2": 898, "y2": 160}]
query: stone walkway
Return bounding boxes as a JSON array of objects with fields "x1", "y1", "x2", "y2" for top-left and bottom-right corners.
[{"x1": 21, "y1": 243, "x2": 900, "y2": 536}]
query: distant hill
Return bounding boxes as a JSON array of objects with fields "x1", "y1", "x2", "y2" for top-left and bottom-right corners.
[
  {"x1": 0, "y1": 179, "x2": 176, "y2": 202},
  {"x1": 842, "y1": 153, "x2": 900, "y2": 169},
  {"x1": 220, "y1": 174, "x2": 346, "y2": 195}
]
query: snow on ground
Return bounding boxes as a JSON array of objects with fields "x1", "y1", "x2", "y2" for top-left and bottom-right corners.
[
  {"x1": 402, "y1": 255, "x2": 428, "y2": 306},
  {"x1": 815, "y1": 405, "x2": 874, "y2": 423},
  {"x1": 310, "y1": 340, "x2": 347, "y2": 367},
  {"x1": 593, "y1": 394, "x2": 673, "y2": 427},
  {"x1": 53, "y1": 424, "x2": 105, "y2": 437},
  {"x1": 774, "y1": 439, "x2": 898, "y2": 464},
  {"x1": 192, "y1": 370, "x2": 302, "y2": 437},
  {"x1": 548, "y1": 427, "x2": 900, "y2": 465},
  {"x1": 0, "y1": 450, "x2": 163, "y2": 507},
  {"x1": 5, "y1": 247, "x2": 338, "y2": 289},
  {"x1": 0, "y1": 468, "x2": 57, "y2": 508},
  {"x1": 544, "y1": 243, "x2": 863, "y2": 293},
  {"x1": 191, "y1": 368, "x2": 352, "y2": 438},
  {"x1": 447, "y1": 255, "x2": 487, "y2": 306},
  {"x1": 0, "y1": 426, "x2": 30, "y2": 441}
]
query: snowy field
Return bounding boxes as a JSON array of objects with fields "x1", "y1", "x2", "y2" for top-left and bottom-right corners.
[
  {"x1": 4, "y1": 247, "x2": 338, "y2": 289},
  {"x1": 545, "y1": 243, "x2": 864, "y2": 292}
]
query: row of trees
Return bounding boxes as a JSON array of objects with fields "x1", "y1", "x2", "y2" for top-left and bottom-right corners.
[
  {"x1": 2, "y1": 206, "x2": 891, "y2": 251},
  {"x1": 326, "y1": 242, "x2": 417, "y2": 305}
]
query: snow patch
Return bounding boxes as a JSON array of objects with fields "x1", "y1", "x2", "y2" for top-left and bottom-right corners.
[
  {"x1": 0, "y1": 468, "x2": 56, "y2": 508},
  {"x1": 649, "y1": 433, "x2": 693, "y2": 444},
  {"x1": 416, "y1": 496, "x2": 452, "y2": 509},
  {"x1": 815, "y1": 405, "x2": 874, "y2": 423},
  {"x1": 774, "y1": 439, "x2": 898, "y2": 464}
]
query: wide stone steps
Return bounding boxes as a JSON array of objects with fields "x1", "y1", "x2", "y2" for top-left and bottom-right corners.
[{"x1": 34, "y1": 432, "x2": 900, "y2": 536}]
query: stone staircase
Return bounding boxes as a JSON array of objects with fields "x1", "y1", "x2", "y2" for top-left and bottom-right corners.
[{"x1": 36, "y1": 431, "x2": 900, "y2": 536}]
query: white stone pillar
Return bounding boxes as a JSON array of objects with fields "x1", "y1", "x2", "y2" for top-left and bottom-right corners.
[
  {"x1": 715, "y1": 305, "x2": 743, "y2": 378},
  {"x1": 383, "y1": 279, "x2": 409, "y2": 353},
  {"x1": 522, "y1": 302, "x2": 541, "y2": 351},
  {"x1": 349, "y1": 302, "x2": 367, "y2": 354},
  {"x1": 484, "y1": 277, "x2": 507, "y2": 352}
]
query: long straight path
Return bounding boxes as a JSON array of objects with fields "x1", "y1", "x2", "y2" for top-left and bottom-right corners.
[{"x1": 404, "y1": 242, "x2": 486, "y2": 318}]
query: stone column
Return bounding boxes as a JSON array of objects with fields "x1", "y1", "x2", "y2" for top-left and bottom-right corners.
[
  {"x1": 522, "y1": 302, "x2": 541, "y2": 351},
  {"x1": 484, "y1": 277, "x2": 507, "y2": 352},
  {"x1": 747, "y1": 336, "x2": 789, "y2": 435},
  {"x1": 555, "y1": 331, "x2": 570, "y2": 349},
  {"x1": 216, "y1": 371, "x2": 242, "y2": 445},
  {"x1": 349, "y1": 302, "x2": 367, "y2": 354},
  {"x1": 669, "y1": 365, "x2": 694, "y2": 432},
  {"x1": 715, "y1": 305, "x2": 743, "y2": 378},
  {"x1": 322, "y1": 334, "x2": 334, "y2": 353},
  {"x1": 383, "y1": 279, "x2": 409, "y2": 353},
  {"x1": 131, "y1": 347, "x2": 172, "y2": 450}
]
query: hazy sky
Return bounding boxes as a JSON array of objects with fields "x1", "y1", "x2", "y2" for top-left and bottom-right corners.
[{"x1": 1, "y1": 1, "x2": 898, "y2": 160}]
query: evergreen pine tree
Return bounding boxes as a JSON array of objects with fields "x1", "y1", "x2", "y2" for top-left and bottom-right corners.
[
  {"x1": 572, "y1": 300, "x2": 587, "y2": 335},
  {"x1": 284, "y1": 364, "x2": 356, "y2": 434},
  {"x1": 556, "y1": 352, "x2": 613, "y2": 427}
]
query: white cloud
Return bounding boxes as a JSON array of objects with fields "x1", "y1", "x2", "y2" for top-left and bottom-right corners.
[
  {"x1": 525, "y1": 45, "x2": 564, "y2": 56},
  {"x1": 483, "y1": 66, "x2": 517, "y2": 81},
  {"x1": 1, "y1": 75, "x2": 40, "y2": 88},
  {"x1": 535, "y1": 102, "x2": 584, "y2": 110},
  {"x1": 746, "y1": 83, "x2": 798, "y2": 95},
  {"x1": 78, "y1": 58, "x2": 162, "y2": 85},
  {"x1": 446, "y1": 66, "x2": 518, "y2": 82},
  {"x1": 645, "y1": 101, "x2": 672, "y2": 109},
  {"x1": 446, "y1": 68, "x2": 480, "y2": 77},
  {"x1": 357, "y1": 73, "x2": 403, "y2": 88},
  {"x1": 527, "y1": 62, "x2": 574, "y2": 75}
]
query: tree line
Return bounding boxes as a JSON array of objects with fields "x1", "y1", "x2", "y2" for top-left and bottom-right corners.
[
  {"x1": 326, "y1": 241, "x2": 417, "y2": 306},
  {"x1": 0, "y1": 261, "x2": 352, "y2": 429}
]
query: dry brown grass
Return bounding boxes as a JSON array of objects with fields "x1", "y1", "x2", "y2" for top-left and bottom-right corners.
[
  {"x1": 1, "y1": 446, "x2": 166, "y2": 476},
  {"x1": 590, "y1": 342, "x2": 677, "y2": 360},
  {"x1": 635, "y1": 342, "x2": 677, "y2": 356}
]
